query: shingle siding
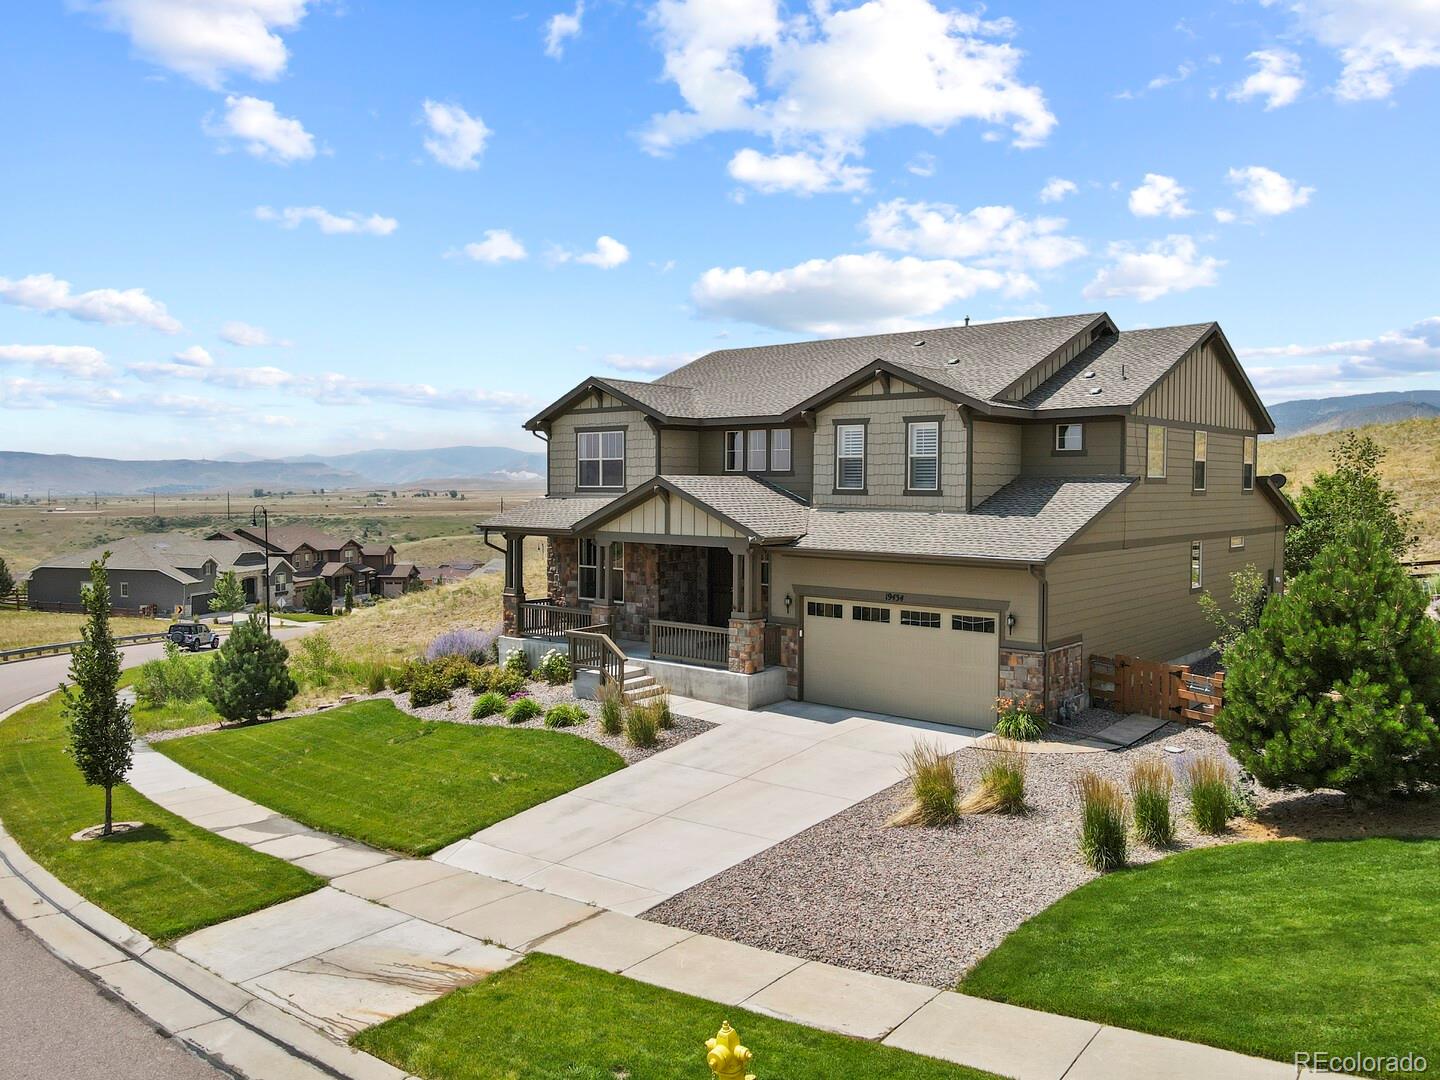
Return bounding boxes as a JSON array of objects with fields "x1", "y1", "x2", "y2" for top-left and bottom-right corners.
[
  {"x1": 547, "y1": 405, "x2": 657, "y2": 495},
  {"x1": 971, "y1": 421, "x2": 1020, "y2": 502},
  {"x1": 813, "y1": 390, "x2": 966, "y2": 510}
]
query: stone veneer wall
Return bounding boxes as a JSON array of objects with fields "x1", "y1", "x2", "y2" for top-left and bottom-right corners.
[
  {"x1": 999, "y1": 648, "x2": 1044, "y2": 714},
  {"x1": 780, "y1": 624, "x2": 800, "y2": 699},
  {"x1": 728, "y1": 617, "x2": 764, "y2": 674},
  {"x1": 657, "y1": 544, "x2": 708, "y2": 626},
  {"x1": 547, "y1": 537, "x2": 579, "y2": 608},
  {"x1": 614, "y1": 543, "x2": 658, "y2": 639},
  {"x1": 1045, "y1": 641, "x2": 1087, "y2": 718},
  {"x1": 999, "y1": 641, "x2": 1087, "y2": 719}
]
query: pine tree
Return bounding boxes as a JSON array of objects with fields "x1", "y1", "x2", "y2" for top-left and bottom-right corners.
[
  {"x1": 0, "y1": 555, "x2": 14, "y2": 599},
  {"x1": 1218, "y1": 521, "x2": 1440, "y2": 798},
  {"x1": 62, "y1": 555, "x2": 132, "y2": 835},
  {"x1": 206, "y1": 615, "x2": 297, "y2": 723},
  {"x1": 1287, "y1": 432, "x2": 1417, "y2": 577},
  {"x1": 211, "y1": 569, "x2": 246, "y2": 623},
  {"x1": 303, "y1": 579, "x2": 333, "y2": 615},
  {"x1": 344, "y1": 580, "x2": 355, "y2": 613}
]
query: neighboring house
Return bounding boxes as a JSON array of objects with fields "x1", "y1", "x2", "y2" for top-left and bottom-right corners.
[
  {"x1": 482, "y1": 312, "x2": 1298, "y2": 727},
  {"x1": 210, "y1": 526, "x2": 419, "y2": 600},
  {"x1": 27, "y1": 534, "x2": 294, "y2": 617}
]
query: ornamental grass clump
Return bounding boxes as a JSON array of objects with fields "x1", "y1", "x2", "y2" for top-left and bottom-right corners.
[
  {"x1": 1186, "y1": 755, "x2": 1235, "y2": 834},
  {"x1": 1076, "y1": 771, "x2": 1127, "y2": 871},
  {"x1": 994, "y1": 697, "x2": 1045, "y2": 741},
  {"x1": 888, "y1": 739, "x2": 959, "y2": 827},
  {"x1": 471, "y1": 692, "x2": 507, "y2": 719},
  {"x1": 652, "y1": 688, "x2": 675, "y2": 729},
  {"x1": 1129, "y1": 757, "x2": 1175, "y2": 847},
  {"x1": 958, "y1": 739, "x2": 1028, "y2": 816},
  {"x1": 598, "y1": 680, "x2": 624, "y2": 735},
  {"x1": 544, "y1": 703, "x2": 587, "y2": 728},
  {"x1": 506, "y1": 697, "x2": 542, "y2": 724},
  {"x1": 624, "y1": 702, "x2": 660, "y2": 748}
]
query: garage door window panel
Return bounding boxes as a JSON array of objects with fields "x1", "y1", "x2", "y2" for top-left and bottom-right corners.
[
  {"x1": 806, "y1": 601, "x2": 843, "y2": 618},
  {"x1": 952, "y1": 614, "x2": 996, "y2": 633},
  {"x1": 900, "y1": 609, "x2": 941, "y2": 628},
  {"x1": 852, "y1": 605, "x2": 890, "y2": 623}
]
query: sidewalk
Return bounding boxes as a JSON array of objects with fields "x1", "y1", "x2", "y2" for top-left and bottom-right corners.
[{"x1": 106, "y1": 740, "x2": 1323, "y2": 1080}]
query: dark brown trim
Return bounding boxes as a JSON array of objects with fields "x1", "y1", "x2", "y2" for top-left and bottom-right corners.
[{"x1": 832, "y1": 416, "x2": 869, "y2": 495}]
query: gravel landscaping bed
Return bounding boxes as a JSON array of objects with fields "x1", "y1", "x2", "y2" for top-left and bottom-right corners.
[{"x1": 644, "y1": 722, "x2": 1253, "y2": 989}]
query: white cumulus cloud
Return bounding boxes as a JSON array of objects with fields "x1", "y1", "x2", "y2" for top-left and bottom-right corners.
[
  {"x1": 220, "y1": 320, "x2": 287, "y2": 347},
  {"x1": 0, "y1": 344, "x2": 112, "y2": 379},
  {"x1": 1038, "y1": 177, "x2": 1077, "y2": 203},
  {"x1": 545, "y1": 1, "x2": 584, "y2": 59},
  {"x1": 1241, "y1": 315, "x2": 1440, "y2": 392},
  {"x1": 1227, "y1": 165, "x2": 1314, "y2": 215},
  {"x1": 421, "y1": 100, "x2": 490, "y2": 170},
  {"x1": 862, "y1": 199, "x2": 1085, "y2": 273},
  {"x1": 0, "y1": 272, "x2": 181, "y2": 332},
  {"x1": 255, "y1": 205, "x2": 398, "y2": 236},
  {"x1": 555, "y1": 236, "x2": 630, "y2": 269},
  {"x1": 171, "y1": 344, "x2": 214, "y2": 367},
  {"x1": 1128, "y1": 173, "x2": 1193, "y2": 218},
  {"x1": 692, "y1": 251, "x2": 1026, "y2": 335},
  {"x1": 206, "y1": 95, "x2": 315, "y2": 163},
  {"x1": 79, "y1": 0, "x2": 314, "y2": 88},
  {"x1": 1229, "y1": 49, "x2": 1305, "y2": 109},
  {"x1": 1266, "y1": 0, "x2": 1440, "y2": 101},
  {"x1": 727, "y1": 147, "x2": 870, "y2": 195},
  {"x1": 462, "y1": 230, "x2": 529, "y2": 264},
  {"x1": 1083, "y1": 235, "x2": 1222, "y2": 302}
]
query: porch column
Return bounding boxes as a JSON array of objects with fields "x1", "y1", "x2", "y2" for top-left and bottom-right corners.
[
  {"x1": 728, "y1": 544, "x2": 765, "y2": 675},
  {"x1": 502, "y1": 533, "x2": 525, "y2": 635}
]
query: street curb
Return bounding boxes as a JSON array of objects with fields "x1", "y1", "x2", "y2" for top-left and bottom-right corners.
[{"x1": 0, "y1": 821, "x2": 405, "y2": 1080}]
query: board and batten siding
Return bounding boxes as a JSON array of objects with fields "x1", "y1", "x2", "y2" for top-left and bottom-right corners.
[
  {"x1": 1019, "y1": 418, "x2": 1126, "y2": 477},
  {"x1": 696, "y1": 425, "x2": 815, "y2": 501},
  {"x1": 1135, "y1": 337, "x2": 1265, "y2": 432},
  {"x1": 970, "y1": 421, "x2": 1020, "y2": 502},
  {"x1": 594, "y1": 493, "x2": 741, "y2": 541},
  {"x1": 813, "y1": 385, "x2": 966, "y2": 510},
  {"x1": 547, "y1": 399, "x2": 656, "y2": 495},
  {"x1": 1000, "y1": 329, "x2": 1096, "y2": 402},
  {"x1": 767, "y1": 553, "x2": 1040, "y2": 647}
]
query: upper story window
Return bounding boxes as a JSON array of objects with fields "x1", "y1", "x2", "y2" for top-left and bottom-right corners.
[
  {"x1": 1147, "y1": 424, "x2": 1167, "y2": 479},
  {"x1": 770, "y1": 428, "x2": 792, "y2": 472},
  {"x1": 1242, "y1": 436, "x2": 1256, "y2": 491},
  {"x1": 907, "y1": 420, "x2": 939, "y2": 491},
  {"x1": 1193, "y1": 430, "x2": 1208, "y2": 491},
  {"x1": 577, "y1": 429, "x2": 625, "y2": 489},
  {"x1": 747, "y1": 429, "x2": 768, "y2": 471},
  {"x1": 835, "y1": 423, "x2": 866, "y2": 490},
  {"x1": 1054, "y1": 423, "x2": 1084, "y2": 452},
  {"x1": 724, "y1": 431, "x2": 744, "y2": 471},
  {"x1": 1190, "y1": 539, "x2": 1203, "y2": 590},
  {"x1": 343, "y1": 546, "x2": 359, "y2": 562}
]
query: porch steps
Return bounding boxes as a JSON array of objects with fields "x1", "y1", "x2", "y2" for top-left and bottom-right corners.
[{"x1": 620, "y1": 663, "x2": 666, "y2": 705}]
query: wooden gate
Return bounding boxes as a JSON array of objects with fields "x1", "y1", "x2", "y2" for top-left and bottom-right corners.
[{"x1": 1089, "y1": 654, "x2": 1225, "y2": 722}]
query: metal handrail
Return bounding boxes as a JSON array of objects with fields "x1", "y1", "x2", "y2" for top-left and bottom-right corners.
[
  {"x1": 565, "y1": 622, "x2": 626, "y2": 689},
  {"x1": 649, "y1": 619, "x2": 728, "y2": 668}
]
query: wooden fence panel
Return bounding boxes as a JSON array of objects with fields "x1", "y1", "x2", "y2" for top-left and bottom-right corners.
[{"x1": 1089, "y1": 653, "x2": 1223, "y2": 723}]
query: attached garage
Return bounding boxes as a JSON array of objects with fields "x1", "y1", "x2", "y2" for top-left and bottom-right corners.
[{"x1": 802, "y1": 597, "x2": 999, "y2": 728}]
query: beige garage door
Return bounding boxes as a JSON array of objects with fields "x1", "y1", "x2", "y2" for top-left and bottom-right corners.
[{"x1": 803, "y1": 599, "x2": 999, "y2": 728}]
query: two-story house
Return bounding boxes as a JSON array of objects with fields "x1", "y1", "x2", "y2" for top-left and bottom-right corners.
[
  {"x1": 483, "y1": 312, "x2": 1297, "y2": 728},
  {"x1": 210, "y1": 526, "x2": 420, "y2": 601}
]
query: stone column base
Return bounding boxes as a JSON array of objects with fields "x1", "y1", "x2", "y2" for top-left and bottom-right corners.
[
  {"x1": 728, "y1": 617, "x2": 764, "y2": 675},
  {"x1": 502, "y1": 591, "x2": 525, "y2": 636}
]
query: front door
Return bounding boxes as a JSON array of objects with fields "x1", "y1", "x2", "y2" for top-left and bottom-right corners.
[{"x1": 706, "y1": 548, "x2": 732, "y2": 627}]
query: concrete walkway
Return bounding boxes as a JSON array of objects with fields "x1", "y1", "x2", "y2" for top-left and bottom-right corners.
[
  {"x1": 106, "y1": 732, "x2": 1328, "y2": 1080},
  {"x1": 433, "y1": 694, "x2": 983, "y2": 913}
]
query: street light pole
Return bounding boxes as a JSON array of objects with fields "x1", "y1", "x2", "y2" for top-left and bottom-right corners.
[{"x1": 251, "y1": 504, "x2": 272, "y2": 636}]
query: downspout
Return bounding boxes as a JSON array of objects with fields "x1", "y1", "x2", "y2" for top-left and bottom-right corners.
[
  {"x1": 1029, "y1": 563, "x2": 1049, "y2": 716},
  {"x1": 960, "y1": 404, "x2": 974, "y2": 512},
  {"x1": 531, "y1": 427, "x2": 551, "y2": 496}
]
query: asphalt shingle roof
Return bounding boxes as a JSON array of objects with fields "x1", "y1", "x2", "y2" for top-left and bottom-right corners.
[
  {"x1": 480, "y1": 496, "x2": 618, "y2": 533},
  {"x1": 1019, "y1": 324, "x2": 1216, "y2": 411},
  {"x1": 35, "y1": 534, "x2": 264, "y2": 583},
  {"x1": 789, "y1": 476, "x2": 1136, "y2": 563},
  {"x1": 652, "y1": 475, "x2": 810, "y2": 540}
]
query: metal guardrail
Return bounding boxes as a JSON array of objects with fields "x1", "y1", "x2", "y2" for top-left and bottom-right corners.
[{"x1": 0, "y1": 631, "x2": 183, "y2": 664}]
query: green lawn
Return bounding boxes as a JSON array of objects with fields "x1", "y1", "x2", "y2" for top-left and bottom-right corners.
[
  {"x1": 154, "y1": 700, "x2": 625, "y2": 856},
  {"x1": 276, "y1": 612, "x2": 340, "y2": 623},
  {"x1": 353, "y1": 953, "x2": 996, "y2": 1080},
  {"x1": 960, "y1": 839, "x2": 1440, "y2": 1078},
  {"x1": 0, "y1": 691, "x2": 322, "y2": 943}
]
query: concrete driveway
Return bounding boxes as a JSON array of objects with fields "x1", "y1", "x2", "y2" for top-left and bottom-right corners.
[{"x1": 435, "y1": 697, "x2": 982, "y2": 914}]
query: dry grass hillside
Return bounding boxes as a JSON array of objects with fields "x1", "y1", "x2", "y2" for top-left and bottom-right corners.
[
  {"x1": 1261, "y1": 416, "x2": 1440, "y2": 559},
  {"x1": 306, "y1": 538, "x2": 547, "y2": 663}
]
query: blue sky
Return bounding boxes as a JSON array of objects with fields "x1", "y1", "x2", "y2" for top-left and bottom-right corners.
[{"x1": 2, "y1": 0, "x2": 1438, "y2": 458}]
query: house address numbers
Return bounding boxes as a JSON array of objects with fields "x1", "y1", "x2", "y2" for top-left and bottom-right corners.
[{"x1": 884, "y1": 592, "x2": 905, "y2": 602}]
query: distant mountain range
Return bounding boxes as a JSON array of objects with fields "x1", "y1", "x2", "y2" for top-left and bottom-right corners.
[
  {"x1": 0, "y1": 445, "x2": 546, "y2": 497},
  {"x1": 1268, "y1": 391, "x2": 1440, "y2": 437}
]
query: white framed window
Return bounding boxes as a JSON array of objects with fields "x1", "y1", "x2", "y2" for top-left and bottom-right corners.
[
  {"x1": 835, "y1": 424, "x2": 866, "y2": 490},
  {"x1": 1242, "y1": 436, "x2": 1256, "y2": 491},
  {"x1": 577, "y1": 430, "x2": 625, "y2": 489},
  {"x1": 1055, "y1": 423, "x2": 1084, "y2": 452},
  {"x1": 1230, "y1": 535, "x2": 1246, "y2": 550},
  {"x1": 119, "y1": 581, "x2": 129, "y2": 599},
  {"x1": 724, "y1": 431, "x2": 744, "y2": 472},
  {"x1": 907, "y1": 420, "x2": 940, "y2": 491},
  {"x1": 900, "y1": 609, "x2": 942, "y2": 628},
  {"x1": 747, "y1": 429, "x2": 768, "y2": 472},
  {"x1": 769, "y1": 428, "x2": 792, "y2": 472},
  {"x1": 1190, "y1": 540, "x2": 1203, "y2": 590},
  {"x1": 1193, "y1": 430, "x2": 1208, "y2": 491},
  {"x1": 1147, "y1": 425, "x2": 1167, "y2": 479}
]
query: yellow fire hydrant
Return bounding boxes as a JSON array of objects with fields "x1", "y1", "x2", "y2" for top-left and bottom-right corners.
[{"x1": 706, "y1": 1020, "x2": 755, "y2": 1080}]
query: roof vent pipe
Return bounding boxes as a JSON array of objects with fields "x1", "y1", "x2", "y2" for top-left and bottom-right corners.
[{"x1": 964, "y1": 316, "x2": 971, "y2": 326}]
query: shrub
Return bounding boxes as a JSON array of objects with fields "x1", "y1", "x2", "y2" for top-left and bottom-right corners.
[
  {"x1": 135, "y1": 644, "x2": 210, "y2": 707},
  {"x1": 302, "y1": 579, "x2": 333, "y2": 615},
  {"x1": 535, "y1": 649, "x2": 572, "y2": 686},
  {"x1": 994, "y1": 697, "x2": 1045, "y2": 741},
  {"x1": 469, "y1": 665, "x2": 498, "y2": 693},
  {"x1": 624, "y1": 702, "x2": 660, "y2": 748},
  {"x1": 598, "y1": 679, "x2": 624, "y2": 735},
  {"x1": 1217, "y1": 521, "x2": 1440, "y2": 799},
  {"x1": 1185, "y1": 756, "x2": 1235, "y2": 834},
  {"x1": 1076, "y1": 772, "x2": 1127, "y2": 871},
  {"x1": 357, "y1": 661, "x2": 392, "y2": 696},
  {"x1": 425, "y1": 627, "x2": 498, "y2": 664},
  {"x1": 889, "y1": 739, "x2": 958, "y2": 826},
  {"x1": 502, "y1": 647, "x2": 531, "y2": 677},
  {"x1": 544, "y1": 703, "x2": 587, "y2": 728},
  {"x1": 471, "y1": 692, "x2": 507, "y2": 719},
  {"x1": 489, "y1": 671, "x2": 526, "y2": 697},
  {"x1": 206, "y1": 616, "x2": 297, "y2": 723},
  {"x1": 958, "y1": 739, "x2": 1028, "y2": 815},
  {"x1": 1197, "y1": 564, "x2": 1269, "y2": 658},
  {"x1": 408, "y1": 665, "x2": 453, "y2": 708},
  {"x1": 389, "y1": 661, "x2": 421, "y2": 693},
  {"x1": 430, "y1": 654, "x2": 479, "y2": 690},
  {"x1": 506, "y1": 697, "x2": 542, "y2": 724},
  {"x1": 293, "y1": 634, "x2": 343, "y2": 689},
  {"x1": 1129, "y1": 757, "x2": 1175, "y2": 847}
]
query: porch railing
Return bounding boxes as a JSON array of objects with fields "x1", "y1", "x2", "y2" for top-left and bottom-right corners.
[
  {"x1": 519, "y1": 599, "x2": 589, "y2": 638},
  {"x1": 649, "y1": 619, "x2": 729, "y2": 668},
  {"x1": 566, "y1": 622, "x2": 627, "y2": 689}
]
